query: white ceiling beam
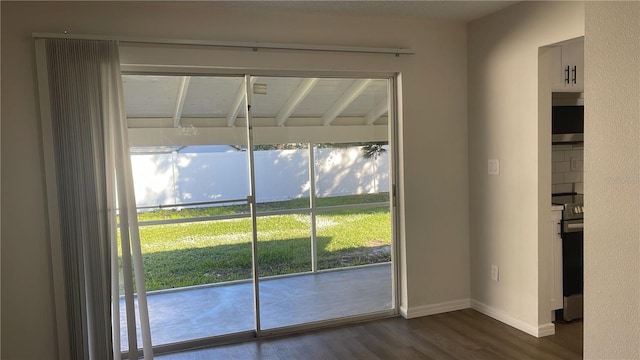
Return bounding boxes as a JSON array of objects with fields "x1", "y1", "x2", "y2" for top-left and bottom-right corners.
[
  {"x1": 127, "y1": 116, "x2": 379, "y2": 128},
  {"x1": 226, "y1": 77, "x2": 257, "y2": 127},
  {"x1": 365, "y1": 97, "x2": 388, "y2": 125},
  {"x1": 173, "y1": 76, "x2": 191, "y2": 128},
  {"x1": 128, "y1": 124, "x2": 388, "y2": 147},
  {"x1": 276, "y1": 78, "x2": 319, "y2": 127},
  {"x1": 321, "y1": 79, "x2": 372, "y2": 126}
]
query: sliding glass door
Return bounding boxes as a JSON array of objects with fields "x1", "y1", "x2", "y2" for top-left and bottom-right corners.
[
  {"x1": 121, "y1": 72, "x2": 395, "y2": 352},
  {"x1": 249, "y1": 76, "x2": 393, "y2": 331},
  {"x1": 122, "y1": 75, "x2": 256, "y2": 348}
]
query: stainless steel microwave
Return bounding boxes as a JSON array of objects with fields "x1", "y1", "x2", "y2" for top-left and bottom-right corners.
[{"x1": 552, "y1": 105, "x2": 584, "y2": 144}]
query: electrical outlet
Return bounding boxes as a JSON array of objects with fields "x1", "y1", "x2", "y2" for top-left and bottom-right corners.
[
  {"x1": 570, "y1": 157, "x2": 584, "y2": 172},
  {"x1": 491, "y1": 264, "x2": 499, "y2": 282}
]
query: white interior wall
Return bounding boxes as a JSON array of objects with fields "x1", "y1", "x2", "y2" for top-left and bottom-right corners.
[
  {"x1": 584, "y1": 2, "x2": 640, "y2": 359},
  {"x1": 467, "y1": 1, "x2": 584, "y2": 335},
  {"x1": 1, "y1": 2, "x2": 469, "y2": 358}
]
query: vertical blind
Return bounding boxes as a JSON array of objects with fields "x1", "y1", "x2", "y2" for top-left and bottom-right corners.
[{"x1": 37, "y1": 38, "x2": 152, "y2": 359}]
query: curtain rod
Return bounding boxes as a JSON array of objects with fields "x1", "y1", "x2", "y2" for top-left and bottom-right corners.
[{"x1": 32, "y1": 32, "x2": 415, "y2": 56}]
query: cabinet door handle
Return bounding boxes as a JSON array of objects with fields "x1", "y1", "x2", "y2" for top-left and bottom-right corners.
[
  {"x1": 572, "y1": 66, "x2": 577, "y2": 84},
  {"x1": 565, "y1": 66, "x2": 570, "y2": 84}
]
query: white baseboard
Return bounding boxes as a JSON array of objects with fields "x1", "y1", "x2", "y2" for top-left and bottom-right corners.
[
  {"x1": 537, "y1": 322, "x2": 556, "y2": 337},
  {"x1": 471, "y1": 300, "x2": 556, "y2": 338},
  {"x1": 400, "y1": 298, "x2": 471, "y2": 319}
]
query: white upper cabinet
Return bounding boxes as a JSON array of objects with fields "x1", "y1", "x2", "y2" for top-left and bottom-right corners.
[{"x1": 551, "y1": 38, "x2": 584, "y2": 92}]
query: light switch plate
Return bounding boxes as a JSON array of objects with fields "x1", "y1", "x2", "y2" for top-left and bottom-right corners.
[
  {"x1": 488, "y1": 159, "x2": 500, "y2": 175},
  {"x1": 491, "y1": 264, "x2": 499, "y2": 282}
]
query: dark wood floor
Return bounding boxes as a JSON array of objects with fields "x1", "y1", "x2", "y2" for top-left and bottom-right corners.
[{"x1": 157, "y1": 309, "x2": 583, "y2": 359}]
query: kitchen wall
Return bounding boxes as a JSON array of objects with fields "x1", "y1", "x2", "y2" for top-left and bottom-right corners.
[
  {"x1": 468, "y1": 1, "x2": 584, "y2": 335},
  {"x1": 1, "y1": 2, "x2": 469, "y2": 358},
  {"x1": 584, "y1": 2, "x2": 640, "y2": 359},
  {"x1": 552, "y1": 144, "x2": 584, "y2": 194}
]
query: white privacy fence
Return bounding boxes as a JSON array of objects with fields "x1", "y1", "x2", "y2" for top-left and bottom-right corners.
[{"x1": 130, "y1": 147, "x2": 390, "y2": 208}]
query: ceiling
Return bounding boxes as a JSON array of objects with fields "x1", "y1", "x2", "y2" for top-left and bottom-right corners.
[{"x1": 215, "y1": 1, "x2": 519, "y2": 22}]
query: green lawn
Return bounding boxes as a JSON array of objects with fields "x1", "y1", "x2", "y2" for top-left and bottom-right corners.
[{"x1": 121, "y1": 194, "x2": 391, "y2": 292}]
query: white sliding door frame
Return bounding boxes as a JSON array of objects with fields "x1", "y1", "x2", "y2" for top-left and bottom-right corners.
[
  {"x1": 119, "y1": 68, "x2": 401, "y2": 355},
  {"x1": 244, "y1": 74, "x2": 263, "y2": 335}
]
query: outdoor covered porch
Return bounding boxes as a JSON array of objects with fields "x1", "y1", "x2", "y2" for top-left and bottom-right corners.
[{"x1": 121, "y1": 264, "x2": 392, "y2": 351}]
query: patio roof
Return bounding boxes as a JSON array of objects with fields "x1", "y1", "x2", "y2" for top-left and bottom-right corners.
[{"x1": 123, "y1": 75, "x2": 390, "y2": 147}]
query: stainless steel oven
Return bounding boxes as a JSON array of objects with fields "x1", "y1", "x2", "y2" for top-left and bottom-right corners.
[{"x1": 553, "y1": 194, "x2": 584, "y2": 321}]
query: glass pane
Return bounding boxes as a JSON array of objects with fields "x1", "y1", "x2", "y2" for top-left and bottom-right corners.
[
  {"x1": 139, "y1": 219, "x2": 253, "y2": 289},
  {"x1": 121, "y1": 74, "x2": 255, "y2": 348},
  {"x1": 314, "y1": 142, "x2": 390, "y2": 207},
  {"x1": 253, "y1": 143, "x2": 311, "y2": 213},
  {"x1": 256, "y1": 214, "x2": 312, "y2": 278},
  {"x1": 259, "y1": 265, "x2": 393, "y2": 328},
  {"x1": 316, "y1": 206, "x2": 391, "y2": 271},
  {"x1": 256, "y1": 213, "x2": 313, "y2": 330},
  {"x1": 252, "y1": 76, "x2": 393, "y2": 331},
  {"x1": 130, "y1": 150, "x2": 251, "y2": 219},
  {"x1": 134, "y1": 219, "x2": 253, "y2": 344}
]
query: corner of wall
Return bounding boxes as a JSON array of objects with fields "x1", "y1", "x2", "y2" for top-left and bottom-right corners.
[
  {"x1": 400, "y1": 299, "x2": 471, "y2": 319},
  {"x1": 583, "y1": 2, "x2": 640, "y2": 358},
  {"x1": 467, "y1": 0, "x2": 584, "y2": 336},
  {"x1": 471, "y1": 300, "x2": 555, "y2": 337}
]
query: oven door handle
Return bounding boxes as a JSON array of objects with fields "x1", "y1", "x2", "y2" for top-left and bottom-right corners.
[{"x1": 563, "y1": 220, "x2": 584, "y2": 233}]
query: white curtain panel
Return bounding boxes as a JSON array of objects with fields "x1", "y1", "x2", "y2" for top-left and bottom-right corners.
[{"x1": 37, "y1": 38, "x2": 152, "y2": 359}]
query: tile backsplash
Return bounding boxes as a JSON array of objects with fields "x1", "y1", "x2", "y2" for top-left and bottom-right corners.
[{"x1": 552, "y1": 143, "x2": 583, "y2": 194}]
